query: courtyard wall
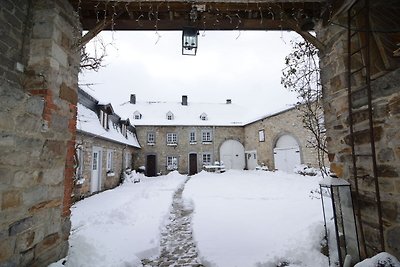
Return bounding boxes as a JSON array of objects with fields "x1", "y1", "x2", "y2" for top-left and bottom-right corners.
[{"x1": 0, "y1": 0, "x2": 79, "y2": 265}]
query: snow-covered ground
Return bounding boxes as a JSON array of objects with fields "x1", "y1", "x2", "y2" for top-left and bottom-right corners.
[
  {"x1": 183, "y1": 170, "x2": 327, "y2": 267},
  {"x1": 51, "y1": 170, "x2": 329, "y2": 267}
]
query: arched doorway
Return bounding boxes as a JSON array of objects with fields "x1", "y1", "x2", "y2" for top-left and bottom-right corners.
[
  {"x1": 273, "y1": 134, "x2": 301, "y2": 172},
  {"x1": 220, "y1": 140, "x2": 245, "y2": 170}
]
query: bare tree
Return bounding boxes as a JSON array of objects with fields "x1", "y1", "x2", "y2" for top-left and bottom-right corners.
[
  {"x1": 281, "y1": 40, "x2": 328, "y2": 177},
  {"x1": 80, "y1": 35, "x2": 113, "y2": 72}
]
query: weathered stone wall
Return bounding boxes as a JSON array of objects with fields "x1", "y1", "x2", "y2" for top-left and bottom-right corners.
[
  {"x1": 74, "y1": 132, "x2": 137, "y2": 200},
  {"x1": 316, "y1": 14, "x2": 400, "y2": 259},
  {"x1": 0, "y1": 0, "x2": 80, "y2": 265},
  {"x1": 134, "y1": 125, "x2": 245, "y2": 174},
  {"x1": 244, "y1": 108, "x2": 321, "y2": 170}
]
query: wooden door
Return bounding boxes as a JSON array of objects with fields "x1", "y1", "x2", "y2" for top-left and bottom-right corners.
[
  {"x1": 146, "y1": 155, "x2": 157, "y2": 177},
  {"x1": 189, "y1": 153, "x2": 197, "y2": 175}
]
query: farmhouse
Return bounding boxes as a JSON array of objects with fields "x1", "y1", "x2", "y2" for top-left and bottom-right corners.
[
  {"x1": 115, "y1": 94, "x2": 321, "y2": 176},
  {"x1": 0, "y1": 0, "x2": 399, "y2": 265},
  {"x1": 74, "y1": 88, "x2": 140, "y2": 200}
]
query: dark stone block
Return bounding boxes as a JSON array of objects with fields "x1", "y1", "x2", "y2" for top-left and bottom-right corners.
[
  {"x1": 387, "y1": 226, "x2": 400, "y2": 256},
  {"x1": 378, "y1": 148, "x2": 395, "y2": 163},
  {"x1": 9, "y1": 216, "x2": 33, "y2": 236},
  {"x1": 377, "y1": 165, "x2": 398, "y2": 178}
]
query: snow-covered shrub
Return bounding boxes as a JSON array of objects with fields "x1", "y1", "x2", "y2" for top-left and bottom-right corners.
[
  {"x1": 294, "y1": 164, "x2": 319, "y2": 176},
  {"x1": 123, "y1": 169, "x2": 142, "y2": 183},
  {"x1": 355, "y1": 252, "x2": 400, "y2": 267}
]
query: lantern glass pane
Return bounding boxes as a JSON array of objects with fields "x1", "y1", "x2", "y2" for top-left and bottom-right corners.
[
  {"x1": 338, "y1": 186, "x2": 360, "y2": 264},
  {"x1": 321, "y1": 186, "x2": 340, "y2": 265}
]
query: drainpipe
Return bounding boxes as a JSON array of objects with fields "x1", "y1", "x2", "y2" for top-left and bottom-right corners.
[{"x1": 213, "y1": 126, "x2": 216, "y2": 163}]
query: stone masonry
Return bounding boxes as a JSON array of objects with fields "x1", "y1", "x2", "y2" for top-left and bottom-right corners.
[
  {"x1": 315, "y1": 4, "x2": 400, "y2": 259},
  {"x1": 244, "y1": 107, "x2": 322, "y2": 170},
  {"x1": 0, "y1": 0, "x2": 80, "y2": 265}
]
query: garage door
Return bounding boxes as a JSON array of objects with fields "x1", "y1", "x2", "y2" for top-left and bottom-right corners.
[
  {"x1": 220, "y1": 140, "x2": 245, "y2": 170},
  {"x1": 273, "y1": 134, "x2": 301, "y2": 173}
]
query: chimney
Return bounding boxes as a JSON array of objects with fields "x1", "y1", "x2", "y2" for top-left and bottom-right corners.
[
  {"x1": 226, "y1": 99, "x2": 232, "y2": 104},
  {"x1": 130, "y1": 94, "x2": 136, "y2": 104},
  {"x1": 182, "y1": 95, "x2": 188, "y2": 106}
]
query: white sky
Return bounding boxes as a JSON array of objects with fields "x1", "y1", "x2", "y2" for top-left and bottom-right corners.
[{"x1": 80, "y1": 30, "x2": 300, "y2": 115}]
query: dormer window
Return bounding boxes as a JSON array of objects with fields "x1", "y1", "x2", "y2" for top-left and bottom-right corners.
[
  {"x1": 200, "y1": 113, "x2": 208, "y2": 121},
  {"x1": 100, "y1": 109, "x2": 109, "y2": 129},
  {"x1": 166, "y1": 111, "x2": 174, "y2": 120},
  {"x1": 133, "y1": 111, "x2": 142, "y2": 120},
  {"x1": 122, "y1": 124, "x2": 127, "y2": 138}
]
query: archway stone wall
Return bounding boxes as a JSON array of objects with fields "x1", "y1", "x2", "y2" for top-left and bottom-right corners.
[
  {"x1": 315, "y1": 11, "x2": 400, "y2": 259},
  {"x1": 0, "y1": 0, "x2": 80, "y2": 265}
]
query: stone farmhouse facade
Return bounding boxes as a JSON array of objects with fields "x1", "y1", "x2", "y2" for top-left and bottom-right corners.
[
  {"x1": 74, "y1": 89, "x2": 140, "y2": 201},
  {"x1": 1, "y1": 0, "x2": 399, "y2": 265},
  {"x1": 116, "y1": 95, "x2": 320, "y2": 176}
]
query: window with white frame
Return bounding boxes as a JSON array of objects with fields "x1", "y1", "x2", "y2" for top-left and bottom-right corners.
[
  {"x1": 106, "y1": 149, "x2": 114, "y2": 173},
  {"x1": 200, "y1": 112, "x2": 208, "y2": 121},
  {"x1": 75, "y1": 145, "x2": 84, "y2": 178},
  {"x1": 166, "y1": 111, "x2": 174, "y2": 120},
  {"x1": 100, "y1": 110, "x2": 109, "y2": 129},
  {"x1": 258, "y1": 129, "x2": 265, "y2": 142},
  {"x1": 166, "y1": 156, "x2": 178, "y2": 170},
  {"x1": 133, "y1": 111, "x2": 142, "y2": 120},
  {"x1": 147, "y1": 132, "x2": 155, "y2": 144},
  {"x1": 202, "y1": 130, "x2": 212, "y2": 143},
  {"x1": 202, "y1": 153, "x2": 212, "y2": 165},
  {"x1": 189, "y1": 131, "x2": 196, "y2": 143},
  {"x1": 122, "y1": 124, "x2": 127, "y2": 138},
  {"x1": 167, "y1": 133, "x2": 178, "y2": 145},
  {"x1": 124, "y1": 151, "x2": 132, "y2": 170}
]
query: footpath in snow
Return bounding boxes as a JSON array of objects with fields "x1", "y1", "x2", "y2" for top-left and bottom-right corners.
[{"x1": 50, "y1": 169, "x2": 333, "y2": 267}]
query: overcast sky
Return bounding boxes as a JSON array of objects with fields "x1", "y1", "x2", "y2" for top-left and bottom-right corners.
[{"x1": 80, "y1": 30, "x2": 300, "y2": 116}]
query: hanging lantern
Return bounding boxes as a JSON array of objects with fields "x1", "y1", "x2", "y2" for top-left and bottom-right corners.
[
  {"x1": 319, "y1": 176, "x2": 361, "y2": 266},
  {"x1": 182, "y1": 27, "x2": 198, "y2": 56}
]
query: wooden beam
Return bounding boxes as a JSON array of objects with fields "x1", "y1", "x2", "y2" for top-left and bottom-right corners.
[
  {"x1": 285, "y1": 18, "x2": 326, "y2": 52},
  {"x1": 73, "y1": 12, "x2": 123, "y2": 51}
]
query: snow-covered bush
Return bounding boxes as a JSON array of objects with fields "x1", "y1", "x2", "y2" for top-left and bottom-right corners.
[
  {"x1": 355, "y1": 252, "x2": 400, "y2": 267},
  {"x1": 294, "y1": 164, "x2": 319, "y2": 176}
]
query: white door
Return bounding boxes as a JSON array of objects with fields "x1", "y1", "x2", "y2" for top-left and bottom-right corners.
[
  {"x1": 220, "y1": 140, "x2": 245, "y2": 170},
  {"x1": 91, "y1": 147, "x2": 102, "y2": 193},
  {"x1": 245, "y1": 151, "x2": 258, "y2": 170},
  {"x1": 273, "y1": 134, "x2": 301, "y2": 172}
]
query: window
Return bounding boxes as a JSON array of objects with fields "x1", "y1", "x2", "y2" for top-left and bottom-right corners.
[
  {"x1": 258, "y1": 129, "x2": 265, "y2": 142},
  {"x1": 75, "y1": 145, "x2": 84, "y2": 178},
  {"x1": 106, "y1": 150, "x2": 114, "y2": 172},
  {"x1": 202, "y1": 130, "x2": 212, "y2": 143},
  {"x1": 122, "y1": 124, "x2": 127, "y2": 138},
  {"x1": 166, "y1": 111, "x2": 174, "y2": 120},
  {"x1": 166, "y1": 156, "x2": 178, "y2": 170},
  {"x1": 167, "y1": 133, "x2": 178, "y2": 145},
  {"x1": 133, "y1": 111, "x2": 142, "y2": 120},
  {"x1": 147, "y1": 132, "x2": 155, "y2": 144},
  {"x1": 124, "y1": 152, "x2": 132, "y2": 170},
  {"x1": 100, "y1": 110, "x2": 109, "y2": 129},
  {"x1": 200, "y1": 112, "x2": 208, "y2": 121},
  {"x1": 189, "y1": 131, "x2": 196, "y2": 143},
  {"x1": 202, "y1": 153, "x2": 212, "y2": 166}
]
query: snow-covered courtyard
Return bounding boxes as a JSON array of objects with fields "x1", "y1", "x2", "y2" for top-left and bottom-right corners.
[{"x1": 52, "y1": 170, "x2": 330, "y2": 267}]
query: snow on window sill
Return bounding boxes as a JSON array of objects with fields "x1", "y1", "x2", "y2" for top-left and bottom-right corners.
[
  {"x1": 202, "y1": 141, "x2": 212, "y2": 145},
  {"x1": 147, "y1": 142, "x2": 155, "y2": 146},
  {"x1": 167, "y1": 166, "x2": 178, "y2": 171},
  {"x1": 189, "y1": 142, "x2": 197, "y2": 145},
  {"x1": 167, "y1": 143, "x2": 178, "y2": 146},
  {"x1": 107, "y1": 171, "x2": 115, "y2": 177}
]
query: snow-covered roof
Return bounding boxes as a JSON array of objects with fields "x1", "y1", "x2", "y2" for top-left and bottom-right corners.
[
  {"x1": 77, "y1": 104, "x2": 141, "y2": 148},
  {"x1": 115, "y1": 101, "x2": 257, "y2": 126}
]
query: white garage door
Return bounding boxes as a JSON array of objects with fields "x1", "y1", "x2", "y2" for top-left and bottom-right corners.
[
  {"x1": 220, "y1": 140, "x2": 245, "y2": 170},
  {"x1": 273, "y1": 134, "x2": 301, "y2": 173}
]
